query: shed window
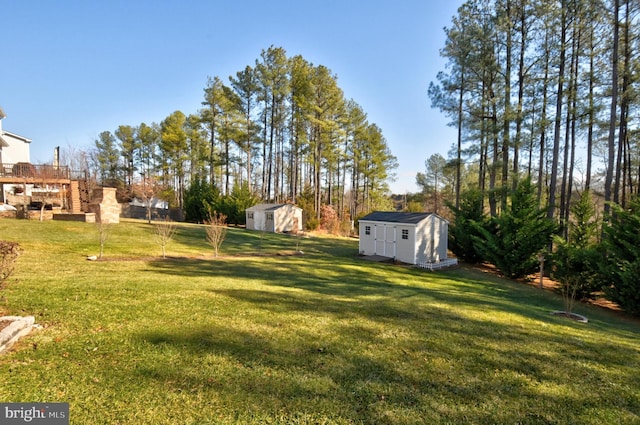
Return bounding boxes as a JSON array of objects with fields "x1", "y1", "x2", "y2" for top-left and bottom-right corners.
[
  {"x1": 365, "y1": 226, "x2": 371, "y2": 235},
  {"x1": 266, "y1": 212, "x2": 274, "y2": 221},
  {"x1": 401, "y1": 229, "x2": 409, "y2": 240},
  {"x1": 247, "y1": 212, "x2": 254, "y2": 219}
]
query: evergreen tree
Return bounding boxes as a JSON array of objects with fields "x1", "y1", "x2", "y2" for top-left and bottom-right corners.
[
  {"x1": 183, "y1": 177, "x2": 219, "y2": 223},
  {"x1": 93, "y1": 131, "x2": 120, "y2": 184},
  {"x1": 448, "y1": 188, "x2": 485, "y2": 264},
  {"x1": 551, "y1": 190, "x2": 601, "y2": 304},
  {"x1": 160, "y1": 111, "x2": 189, "y2": 210},
  {"x1": 218, "y1": 182, "x2": 259, "y2": 226},
  {"x1": 473, "y1": 177, "x2": 557, "y2": 279},
  {"x1": 600, "y1": 197, "x2": 640, "y2": 315},
  {"x1": 115, "y1": 125, "x2": 138, "y2": 186}
]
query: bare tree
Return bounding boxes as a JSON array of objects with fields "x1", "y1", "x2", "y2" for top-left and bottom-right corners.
[
  {"x1": 96, "y1": 222, "x2": 112, "y2": 259},
  {"x1": 131, "y1": 175, "x2": 165, "y2": 224},
  {"x1": 205, "y1": 210, "x2": 227, "y2": 258},
  {"x1": 154, "y1": 218, "x2": 176, "y2": 259}
]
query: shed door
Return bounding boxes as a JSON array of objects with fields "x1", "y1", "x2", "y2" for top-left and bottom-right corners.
[{"x1": 374, "y1": 224, "x2": 396, "y2": 258}]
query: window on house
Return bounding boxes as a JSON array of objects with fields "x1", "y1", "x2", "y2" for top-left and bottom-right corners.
[
  {"x1": 266, "y1": 212, "x2": 274, "y2": 221},
  {"x1": 402, "y1": 229, "x2": 409, "y2": 240},
  {"x1": 248, "y1": 212, "x2": 254, "y2": 219},
  {"x1": 365, "y1": 226, "x2": 371, "y2": 235}
]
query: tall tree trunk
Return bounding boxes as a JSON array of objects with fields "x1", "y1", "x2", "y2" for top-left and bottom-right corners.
[
  {"x1": 513, "y1": 2, "x2": 527, "y2": 190},
  {"x1": 455, "y1": 69, "x2": 465, "y2": 209},
  {"x1": 605, "y1": 0, "x2": 620, "y2": 216},
  {"x1": 585, "y1": 25, "x2": 595, "y2": 192},
  {"x1": 537, "y1": 30, "x2": 551, "y2": 207},
  {"x1": 560, "y1": 24, "x2": 579, "y2": 238},
  {"x1": 547, "y1": 0, "x2": 568, "y2": 220},
  {"x1": 615, "y1": 0, "x2": 630, "y2": 207},
  {"x1": 501, "y1": 0, "x2": 512, "y2": 212}
]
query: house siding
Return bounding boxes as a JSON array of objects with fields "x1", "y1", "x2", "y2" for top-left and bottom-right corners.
[{"x1": 0, "y1": 132, "x2": 31, "y2": 164}]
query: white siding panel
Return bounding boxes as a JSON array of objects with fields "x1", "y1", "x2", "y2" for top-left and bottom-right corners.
[{"x1": 359, "y1": 222, "x2": 376, "y2": 255}]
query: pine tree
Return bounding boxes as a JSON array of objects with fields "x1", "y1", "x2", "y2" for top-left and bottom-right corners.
[{"x1": 93, "y1": 131, "x2": 120, "y2": 184}]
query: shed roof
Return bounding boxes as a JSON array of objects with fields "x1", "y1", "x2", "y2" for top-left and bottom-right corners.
[
  {"x1": 359, "y1": 211, "x2": 438, "y2": 224},
  {"x1": 246, "y1": 203, "x2": 301, "y2": 212}
]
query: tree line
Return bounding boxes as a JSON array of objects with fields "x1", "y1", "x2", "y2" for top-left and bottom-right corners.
[
  {"x1": 428, "y1": 0, "x2": 638, "y2": 218},
  {"x1": 425, "y1": 0, "x2": 640, "y2": 315},
  {"x1": 75, "y1": 46, "x2": 397, "y2": 225}
]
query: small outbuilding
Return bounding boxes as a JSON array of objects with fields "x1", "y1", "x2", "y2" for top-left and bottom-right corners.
[
  {"x1": 358, "y1": 211, "x2": 449, "y2": 265},
  {"x1": 245, "y1": 203, "x2": 303, "y2": 233}
]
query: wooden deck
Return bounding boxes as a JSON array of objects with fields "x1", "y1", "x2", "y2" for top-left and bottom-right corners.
[{"x1": 0, "y1": 163, "x2": 71, "y2": 184}]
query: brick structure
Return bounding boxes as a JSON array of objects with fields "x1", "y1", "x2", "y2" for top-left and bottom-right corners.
[{"x1": 88, "y1": 187, "x2": 121, "y2": 224}]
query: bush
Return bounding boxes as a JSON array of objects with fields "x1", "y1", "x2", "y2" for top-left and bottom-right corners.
[
  {"x1": 0, "y1": 240, "x2": 22, "y2": 289},
  {"x1": 306, "y1": 216, "x2": 319, "y2": 231}
]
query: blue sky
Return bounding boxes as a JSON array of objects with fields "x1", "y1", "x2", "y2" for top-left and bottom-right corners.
[{"x1": 2, "y1": 1, "x2": 463, "y2": 194}]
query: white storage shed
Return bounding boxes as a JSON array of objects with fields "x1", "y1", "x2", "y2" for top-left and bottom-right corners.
[
  {"x1": 246, "y1": 203, "x2": 303, "y2": 233},
  {"x1": 358, "y1": 211, "x2": 449, "y2": 265}
]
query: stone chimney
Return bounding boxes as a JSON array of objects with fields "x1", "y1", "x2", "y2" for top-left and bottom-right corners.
[{"x1": 88, "y1": 187, "x2": 121, "y2": 224}]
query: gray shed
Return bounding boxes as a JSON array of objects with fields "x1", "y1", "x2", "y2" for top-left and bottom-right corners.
[
  {"x1": 245, "y1": 203, "x2": 303, "y2": 233},
  {"x1": 358, "y1": 211, "x2": 449, "y2": 265}
]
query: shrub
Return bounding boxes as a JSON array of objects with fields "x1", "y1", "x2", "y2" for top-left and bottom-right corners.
[
  {"x1": 306, "y1": 216, "x2": 319, "y2": 231},
  {"x1": 0, "y1": 240, "x2": 22, "y2": 289},
  {"x1": 320, "y1": 205, "x2": 339, "y2": 233}
]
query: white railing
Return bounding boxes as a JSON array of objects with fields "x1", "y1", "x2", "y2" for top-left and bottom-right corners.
[{"x1": 417, "y1": 258, "x2": 458, "y2": 271}]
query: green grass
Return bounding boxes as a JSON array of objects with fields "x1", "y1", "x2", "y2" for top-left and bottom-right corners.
[{"x1": 0, "y1": 218, "x2": 638, "y2": 424}]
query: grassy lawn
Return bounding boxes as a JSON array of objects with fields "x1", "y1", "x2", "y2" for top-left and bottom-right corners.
[{"x1": 0, "y1": 218, "x2": 638, "y2": 424}]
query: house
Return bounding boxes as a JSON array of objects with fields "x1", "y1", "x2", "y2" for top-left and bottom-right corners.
[
  {"x1": 358, "y1": 211, "x2": 449, "y2": 265},
  {"x1": 0, "y1": 108, "x2": 31, "y2": 165},
  {"x1": 245, "y1": 203, "x2": 303, "y2": 233}
]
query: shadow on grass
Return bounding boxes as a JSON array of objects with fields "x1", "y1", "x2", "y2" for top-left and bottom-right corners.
[
  {"x1": 146, "y1": 253, "x2": 562, "y2": 326},
  {"x1": 139, "y1": 255, "x2": 640, "y2": 423},
  {"x1": 133, "y1": 301, "x2": 639, "y2": 423}
]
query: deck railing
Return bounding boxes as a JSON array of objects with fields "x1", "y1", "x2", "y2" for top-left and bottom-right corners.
[{"x1": 0, "y1": 163, "x2": 71, "y2": 180}]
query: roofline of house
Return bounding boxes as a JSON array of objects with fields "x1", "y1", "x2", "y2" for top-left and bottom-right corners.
[{"x1": 1, "y1": 131, "x2": 32, "y2": 143}]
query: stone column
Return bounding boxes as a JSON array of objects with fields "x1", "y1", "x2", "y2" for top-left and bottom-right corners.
[{"x1": 88, "y1": 187, "x2": 121, "y2": 224}]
